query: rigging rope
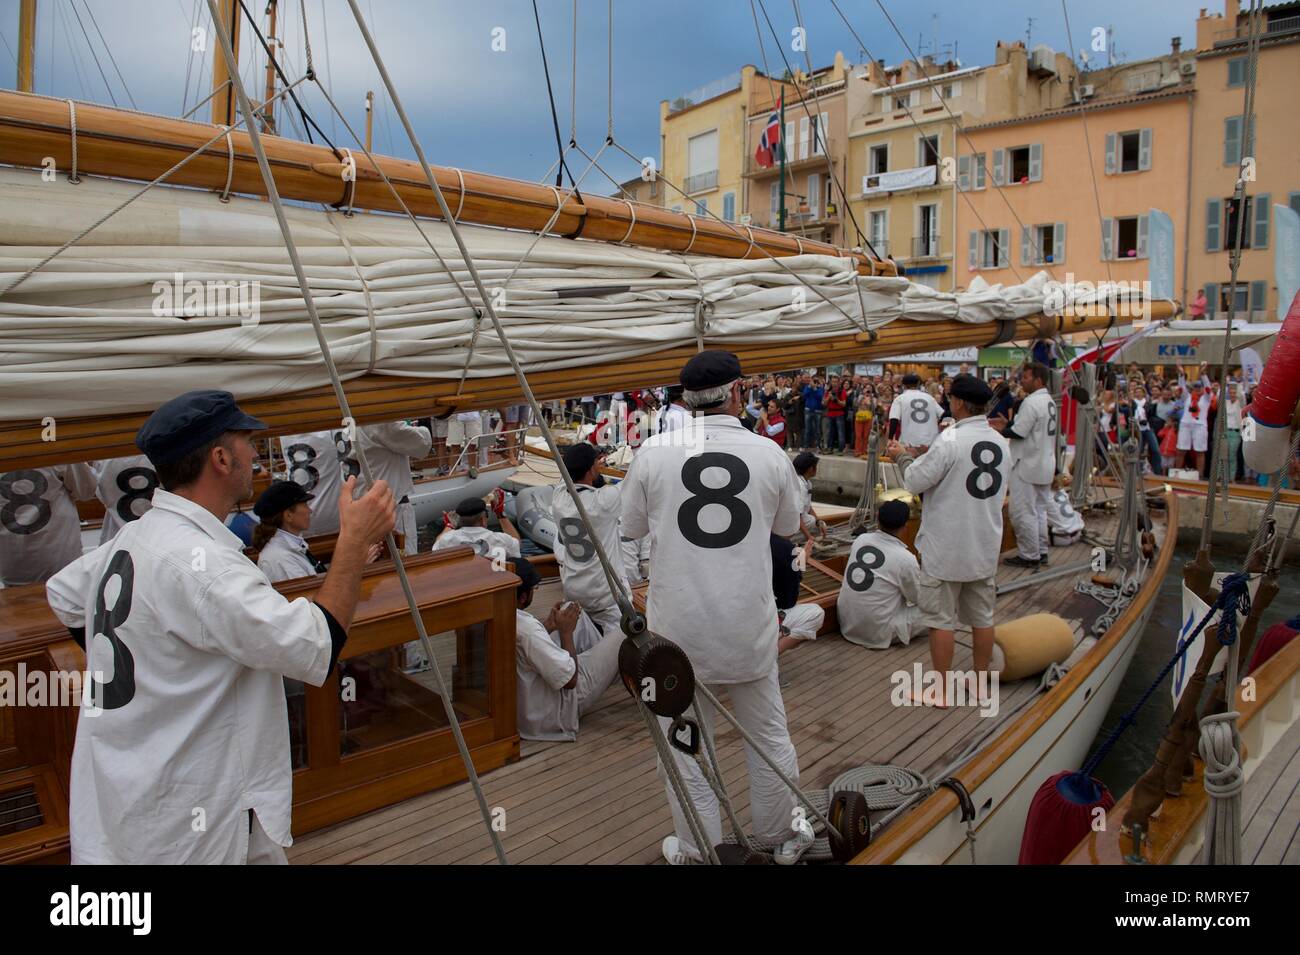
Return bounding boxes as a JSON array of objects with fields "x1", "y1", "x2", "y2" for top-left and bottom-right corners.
[
  {"x1": 206, "y1": 0, "x2": 511, "y2": 863},
  {"x1": 532, "y1": 0, "x2": 582, "y2": 197},
  {"x1": 238, "y1": 0, "x2": 332, "y2": 148}
]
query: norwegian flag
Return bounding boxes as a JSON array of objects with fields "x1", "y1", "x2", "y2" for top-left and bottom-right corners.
[{"x1": 754, "y1": 96, "x2": 782, "y2": 168}]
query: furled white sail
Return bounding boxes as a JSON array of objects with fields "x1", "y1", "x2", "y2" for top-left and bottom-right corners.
[{"x1": 0, "y1": 167, "x2": 1121, "y2": 419}]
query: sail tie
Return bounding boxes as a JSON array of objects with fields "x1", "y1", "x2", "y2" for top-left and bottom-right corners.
[
  {"x1": 326, "y1": 212, "x2": 379, "y2": 375},
  {"x1": 65, "y1": 100, "x2": 80, "y2": 185},
  {"x1": 217, "y1": 125, "x2": 234, "y2": 202}
]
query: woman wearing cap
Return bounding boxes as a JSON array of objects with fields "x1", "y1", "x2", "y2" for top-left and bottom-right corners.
[{"x1": 253, "y1": 481, "x2": 327, "y2": 583}]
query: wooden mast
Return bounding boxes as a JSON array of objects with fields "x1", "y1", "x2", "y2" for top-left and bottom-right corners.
[
  {"x1": 260, "y1": 0, "x2": 278, "y2": 134},
  {"x1": 16, "y1": 0, "x2": 36, "y2": 93},
  {"x1": 0, "y1": 90, "x2": 892, "y2": 273},
  {"x1": 210, "y1": 0, "x2": 240, "y2": 127}
]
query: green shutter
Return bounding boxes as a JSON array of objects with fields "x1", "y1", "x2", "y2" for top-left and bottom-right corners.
[
  {"x1": 1224, "y1": 116, "x2": 1241, "y2": 166},
  {"x1": 957, "y1": 155, "x2": 970, "y2": 192},
  {"x1": 1250, "y1": 280, "x2": 1267, "y2": 316},
  {"x1": 1028, "y1": 143, "x2": 1043, "y2": 182},
  {"x1": 1206, "y1": 198, "x2": 1222, "y2": 252},
  {"x1": 1253, "y1": 193, "x2": 1270, "y2": 249},
  {"x1": 969, "y1": 231, "x2": 979, "y2": 270},
  {"x1": 1139, "y1": 128, "x2": 1152, "y2": 171},
  {"x1": 1204, "y1": 283, "x2": 1218, "y2": 320},
  {"x1": 1053, "y1": 223, "x2": 1066, "y2": 264},
  {"x1": 1104, "y1": 132, "x2": 1117, "y2": 175}
]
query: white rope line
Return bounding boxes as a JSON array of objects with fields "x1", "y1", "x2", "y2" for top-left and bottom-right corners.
[
  {"x1": 217, "y1": 124, "x2": 234, "y2": 202},
  {"x1": 744, "y1": 225, "x2": 758, "y2": 258},
  {"x1": 66, "y1": 100, "x2": 80, "y2": 184},
  {"x1": 326, "y1": 211, "x2": 379, "y2": 374},
  {"x1": 683, "y1": 214, "x2": 699, "y2": 254},
  {"x1": 619, "y1": 199, "x2": 637, "y2": 244},
  {"x1": 0, "y1": 76, "x2": 311, "y2": 300},
  {"x1": 453, "y1": 166, "x2": 466, "y2": 221},
  {"x1": 338, "y1": 147, "x2": 357, "y2": 217}
]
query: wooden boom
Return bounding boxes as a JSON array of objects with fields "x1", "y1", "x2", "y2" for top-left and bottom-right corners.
[
  {"x1": 0, "y1": 90, "x2": 893, "y2": 274},
  {"x1": 0, "y1": 305, "x2": 1178, "y2": 471}
]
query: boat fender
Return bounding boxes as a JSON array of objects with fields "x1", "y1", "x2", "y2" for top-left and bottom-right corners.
[
  {"x1": 1243, "y1": 289, "x2": 1300, "y2": 474},
  {"x1": 618, "y1": 631, "x2": 696, "y2": 718},
  {"x1": 1018, "y1": 770, "x2": 1114, "y2": 865},
  {"x1": 827, "y1": 790, "x2": 871, "y2": 862},
  {"x1": 993, "y1": 613, "x2": 1074, "y2": 681}
]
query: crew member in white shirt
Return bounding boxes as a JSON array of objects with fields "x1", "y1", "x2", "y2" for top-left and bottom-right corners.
[
  {"x1": 771, "y1": 534, "x2": 824, "y2": 655},
  {"x1": 45, "y1": 389, "x2": 394, "y2": 864},
  {"x1": 791, "y1": 451, "x2": 825, "y2": 544},
  {"x1": 279, "y1": 430, "x2": 345, "y2": 536},
  {"x1": 888, "y1": 373, "x2": 943, "y2": 449},
  {"x1": 354, "y1": 420, "x2": 431, "y2": 555},
  {"x1": 1223, "y1": 381, "x2": 1244, "y2": 482},
  {"x1": 253, "y1": 481, "x2": 328, "y2": 583},
  {"x1": 0, "y1": 462, "x2": 98, "y2": 586},
  {"x1": 509, "y1": 558, "x2": 623, "y2": 741},
  {"x1": 94, "y1": 454, "x2": 159, "y2": 544},
  {"x1": 993, "y1": 362, "x2": 1056, "y2": 568},
  {"x1": 836, "y1": 500, "x2": 927, "y2": 650},
  {"x1": 552, "y1": 443, "x2": 628, "y2": 635},
  {"x1": 448, "y1": 409, "x2": 486, "y2": 470},
  {"x1": 432, "y1": 495, "x2": 522, "y2": 558},
  {"x1": 621, "y1": 349, "x2": 810, "y2": 866},
  {"x1": 889, "y1": 374, "x2": 1009, "y2": 708},
  {"x1": 1045, "y1": 483, "x2": 1085, "y2": 546},
  {"x1": 658, "y1": 385, "x2": 692, "y2": 436}
]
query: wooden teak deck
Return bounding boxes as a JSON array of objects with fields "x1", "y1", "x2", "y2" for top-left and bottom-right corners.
[
  {"x1": 1241, "y1": 714, "x2": 1300, "y2": 864},
  {"x1": 292, "y1": 512, "x2": 1129, "y2": 865}
]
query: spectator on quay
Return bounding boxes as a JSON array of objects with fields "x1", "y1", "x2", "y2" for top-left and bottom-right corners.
[
  {"x1": 853, "y1": 389, "x2": 876, "y2": 456},
  {"x1": 823, "y1": 374, "x2": 848, "y2": 453},
  {"x1": 758, "y1": 399, "x2": 788, "y2": 447},
  {"x1": 1223, "y1": 381, "x2": 1244, "y2": 482},
  {"x1": 783, "y1": 386, "x2": 804, "y2": 449},
  {"x1": 802, "y1": 375, "x2": 825, "y2": 451}
]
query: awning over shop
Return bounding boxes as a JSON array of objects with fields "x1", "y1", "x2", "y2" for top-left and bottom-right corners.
[
  {"x1": 979, "y1": 344, "x2": 1079, "y2": 367},
  {"x1": 1118, "y1": 320, "x2": 1280, "y2": 365}
]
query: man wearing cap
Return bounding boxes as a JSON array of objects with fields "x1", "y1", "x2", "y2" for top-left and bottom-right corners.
[
  {"x1": 432, "y1": 496, "x2": 521, "y2": 559},
  {"x1": 621, "y1": 349, "x2": 808, "y2": 865},
  {"x1": 992, "y1": 362, "x2": 1057, "y2": 569},
  {"x1": 888, "y1": 374, "x2": 1009, "y2": 707},
  {"x1": 353, "y1": 420, "x2": 431, "y2": 555},
  {"x1": 0, "y1": 462, "x2": 99, "y2": 585},
  {"x1": 836, "y1": 499, "x2": 927, "y2": 650},
  {"x1": 45, "y1": 390, "x2": 395, "y2": 864},
  {"x1": 658, "y1": 386, "x2": 691, "y2": 436},
  {"x1": 508, "y1": 558, "x2": 624, "y2": 742},
  {"x1": 552, "y1": 444, "x2": 629, "y2": 635},
  {"x1": 888, "y1": 373, "x2": 943, "y2": 449}
]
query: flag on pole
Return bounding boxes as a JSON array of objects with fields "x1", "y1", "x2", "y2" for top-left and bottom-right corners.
[{"x1": 754, "y1": 96, "x2": 782, "y2": 168}]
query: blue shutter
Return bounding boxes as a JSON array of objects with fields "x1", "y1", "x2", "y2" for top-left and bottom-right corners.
[
  {"x1": 957, "y1": 154, "x2": 970, "y2": 191},
  {"x1": 998, "y1": 228, "x2": 1010, "y2": 268},
  {"x1": 1137, "y1": 214, "x2": 1150, "y2": 259},
  {"x1": 1250, "y1": 280, "x2": 1267, "y2": 317},
  {"x1": 1206, "y1": 198, "x2": 1222, "y2": 252},
  {"x1": 722, "y1": 192, "x2": 736, "y2": 222},
  {"x1": 1028, "y1": 142, "x2": 1043, "y2": 182},
  {"x1": 969, "y1": 231, "x2": 979, "y2": 270},
  {"x1": 1204, "y1": 283, "x2": 1219, "y2": 320},
  {"x1": 1054, "y1": 223, "x2": 1066, "y2": 264},
  {"x1": 1139, "y1": 128, "x2": 1152, "y2": 171},
  {"x1": 1101, "y1": 217, "x2": 1114, "y2": 260},
  {"x1": 1253, "y1": 193, "x2": 1270, "y2": 249},
  {"x1": 1104, "y1": 132, "x2": 1117, "y2": 175},
  {"x1": 1224, "y1": 116, "x2": 1241, "y2": 166},
  {"x1": 975, "y1": 154, "x2": 986, "y2": 189},
  {"x1": 992, "y1": 148, "x2": 1006, "y2": 186},
  {"x1": 1021, "y1": 226, "x2": 1032, "y2": 266}
]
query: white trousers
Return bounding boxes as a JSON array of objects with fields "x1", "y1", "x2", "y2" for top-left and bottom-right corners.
[
  {"x1": 397, "y1": 501, "x2": 417, "y2": 556},
  {"x1": 656, "y1": 663, "x2": 800, "y2": 859},
  {"x1": 576, "y1": 627, "x2": 624, "y2": 715},
  {"x1": 1009, "y1": 471, "x2": 1051, "y2": 560},
  {"x1": 781, "y1": 603, "x2": 825, "y2": 641}
]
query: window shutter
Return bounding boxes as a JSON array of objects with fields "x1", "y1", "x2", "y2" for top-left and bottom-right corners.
[
  {"x1": 1101, "y1": 217, "x2": 1114, "y2": 260},
  {"x1": 1021, "y1": 226, "x2": 1032, "y2": 266},
  {"x1": 1137, "y1": 214, "x2": 1150, "y2": 258},
  {"x1": 1224, "y1": 116, "x2": 1240, "y2": 166},
  {"x1": 1104, "y1": 132, "x2": 1117, "y2": 175},
  {"x1": 958, "y1": 155, "x2": 971, "y2": 191},
  {"x1": 770, "y1": 182, "x2": 779, "y2": 215},
  {"x1": 1206, "y1": 198, "x2": 1222, "y2": 252},
  {"x1": 785, "y1": 121, "x2": 795, "y2": 161},
  {"x1": 998, "y1": 228, "x2": 1010, "y2": 268},
  {"x1": 808, "y1": 174, "x2": 820, "y2": 216},
  {"x1": 1029, "y1": 142, "x2": 1043, "y2": 182},
  {"x1": 992, "y1": 148, "x2": 1006, "y2": 186},
  {"x1": 723, "y1": 192, "x2": 735, "y2": 222},
  {"x1": 798, "y1": 117, "x2": 810, "y2": 160},
  {"x1": 975, "y1": 154, "x2": 986, "y2": 189},
  {"x1": 1139, "y1": 128, "x2": 1152, "y2": 171},
  {"x1": 969, "y1": 231, "x2": 979, "y2": 270},
  {"x1": 1250, "y1": 280, "x2": 1267, "y2": 317},
  {"x1": 1054, "y1": 223, "x2": 1066, "y2": 264},
  {"x1": 1205, "y1": 283, "x2": 1218, "y2": 320},
  {"x1": 1253, "y1": 193, "x2": 1270, "y2": 249}
]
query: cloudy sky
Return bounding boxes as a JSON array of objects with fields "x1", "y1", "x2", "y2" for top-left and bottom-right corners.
[{"x1": 0, "y1": 0, "x2": 1217, "y2": 191}]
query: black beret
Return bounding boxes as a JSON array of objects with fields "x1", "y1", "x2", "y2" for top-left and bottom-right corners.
[
  {"x1": 455, "y1": 496, "x2": 488, "y2": 518},
  {"x1": 681, "y1": 350, "x2": 742, "y2": 392},
  {"x1": 135, "y1": 389, "x2": 266, "y2": 465},
  {"x1": 949, "y1": 374, "x2": 993, "y2": 406},
  {"x1": 254, "y1": 480, "x2": 314, "y2": 520},
  {"x1": 508, "y1": 557, "x2": 541, "y2": 593},
  {"x1": 877, "y1": 499, "x2": 910, "y2": 531},
  {"x1": 562, "y1": 442, "x2": 600, "y2": 480}
]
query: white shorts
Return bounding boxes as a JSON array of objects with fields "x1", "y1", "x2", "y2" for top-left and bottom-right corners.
[
  {"x1": 916, "y1": 571, "x2": 997, "y2": 631},
  {"x1": 448, "y1": 414, "x2": 484, "y2": 447},
  {"x1": 1176, "y1": 425, "x2": 1208, "y2": 453},
  {"x1": 429, "y1": 416, "x2": 450, "y2": 439}
]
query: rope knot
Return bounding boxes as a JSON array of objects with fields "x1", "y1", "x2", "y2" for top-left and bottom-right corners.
[{"x1": 1213, "y1": 572, "x2": 1251, "y2": 646}]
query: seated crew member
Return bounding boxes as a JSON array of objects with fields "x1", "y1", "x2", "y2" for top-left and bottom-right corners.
[
  {"x1": 94, "y1": 454, "x2": 159, "y2": 544},
  {"x1": 45, "y1": 389, "x2": 395, "y2": 863},
  {"x1": 0, "y1": 462, "x2": 99, "y2": 586},
  {"x1": 836, "y1": 500, "x2": 927, "y2": 650},
  {"x1": 552, "y1": 443, "x2": 628, "y2": 635},
  {"x1": 254, "y1": 481, "x2": 328, "y2": 582},
  {"x1": 1045, "y1": 480, "x2": 1085, "y2": 546},
  {"x1": 509, "y1": 558, "x2": 623, "y2": 742},
  {"x1": 772, "y1": 534, "x2": 824, "y2": 655},
  {"x1": 432, "y1": 495, "x2": 521, "y2": 558},
  {"x1": 792, "y1": 451, "x2": 826, "y2": 544}
]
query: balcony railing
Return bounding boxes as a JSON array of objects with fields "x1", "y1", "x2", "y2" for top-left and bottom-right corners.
[
  {"x1": 683, "y1": 170, "x2": 719, "y2": 195},
  {"x1": 744, "y1": 138, "x2": 837, "y2": 176},
  {"x1": 911, "y1": 235, "x2": 941, "y2": 258},
  {"x1": 667, "y1": 72, "x2": 742, "y2": 114},
  {"x1": 1214, "y1": 14, "x2": 1300, "y2": 45}
]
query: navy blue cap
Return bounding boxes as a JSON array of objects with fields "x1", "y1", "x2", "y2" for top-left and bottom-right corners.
[
  {"x1": 135, "y1": 390, "x2": 266, "y2": 465},
  {"x1": 254, "y1": 480, "x2": 314, "y2": 519},
  {"x1": 681, "y1": 350, "x2": 742, "y2": 392},
  {"x1": 562, "y1": 442, "x2": 600, "y2": 480},
  {"x1": 508, "y1": 557, "x2": 541, "y2": 593},
  {"x1": 949, "y1": 374, "x2": 993, "y2": 406}
]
